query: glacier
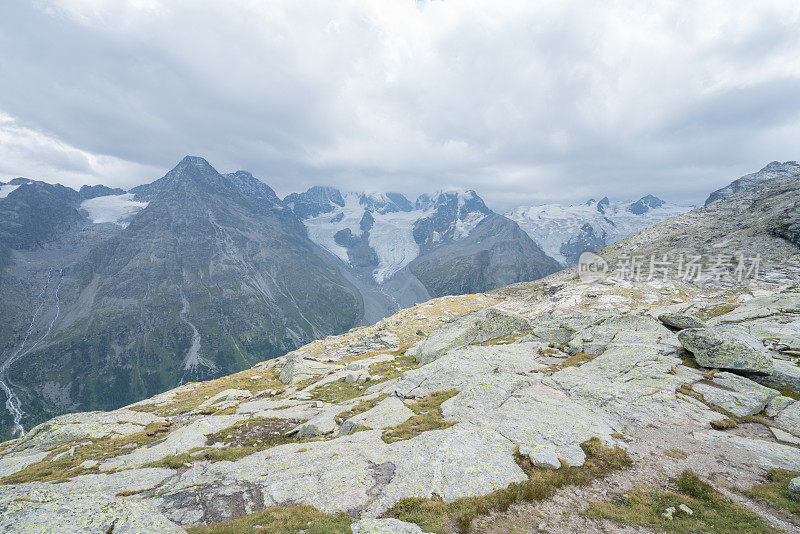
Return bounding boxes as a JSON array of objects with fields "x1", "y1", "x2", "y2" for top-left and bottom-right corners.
[{"x1": 80, "y1": 193, "x2": 148, "y2": 226}]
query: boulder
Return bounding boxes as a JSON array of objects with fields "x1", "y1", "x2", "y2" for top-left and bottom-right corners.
[
  {"x1": 765, "y1": 395, "x2": 795, "y2": 417},
  {"x1": 340, "y1": 396, "x2": 415, "y2": 436},
  {"x1": 412, "y1": 308, "x2": 530, "y2": 364},
  {"x1": 519, "y1": 444, "x2": 561, "y2": 470},
  {"x1": 280, "y1": 356, "x2": 343, "y2": 384},
  {"x1": 755, "y1": 359, "x2": 800, "y2": 395},
  {"x1": 789, "y1": 476, "x2": 800, "y2": 501},
  {"x1": 658, "y1": 313, "x2": 705, "y2": 330},
  {"x1": 774, "y1": 401, "x2": 800, "y2": 438},
  {"x1": 677, "y1": 327, "x2": 773, "y2": 374},
  {"x1": 351, "y1": 518, "x2": 431, "y2": 534},
  {"x1": 198, "y1": 388, "x2": 252, "y2": 408},
  {"x1": 770, "y1": 427, "x2": 800, "y2": 446},
  {"x1": 344, "y1": 369, "x2": 372, "y2": 384},
  {"x1": 692, "y1": 372, "x2": 780, "y2": 417},
  {"x1": 287, "y1": 408, "x2": 343, "y2": 439}
]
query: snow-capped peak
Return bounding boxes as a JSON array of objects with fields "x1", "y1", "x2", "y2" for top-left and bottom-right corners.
[{"x1": 295, "y1": 187, "x2": 493, "y2": 285}]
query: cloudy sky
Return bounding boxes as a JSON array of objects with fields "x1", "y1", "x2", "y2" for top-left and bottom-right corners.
[{"x1": 0, "y1": 1, "x2": 799, "y2": 210}]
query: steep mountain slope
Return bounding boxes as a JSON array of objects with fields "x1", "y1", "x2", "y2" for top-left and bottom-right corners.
[
  {"x1": 408, "y1": 212, "x2": 559, "y2": 296},
  {"x1": 507, "y1": 194, "x2": 690, "y2": 266},
  {"x1": 0, "y1": 157, "x2": 363, "y2": 440},
  {"x1": 705, "y1": 160, "x2": 800, "y2": 206},
  {"x1": 288, "y1": 187, "x2": 561, "y2": 316},
  {"x1": 2, "y1": 168, "x2": 799, "y2": 533}
]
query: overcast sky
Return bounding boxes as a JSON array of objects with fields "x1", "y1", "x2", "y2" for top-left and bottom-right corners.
[{"x1": 1, "y1": 1, "x2": 799, "y2": 210}]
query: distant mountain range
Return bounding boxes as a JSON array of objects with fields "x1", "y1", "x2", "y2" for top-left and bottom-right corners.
[
  {"x1": 0, "y1": 157, "x2": 558, "y2": 439},
  {"x1": 285, "y1": 187, "x2": 559, "y2": 322},
  {"x1": 507, "y1": 194, "x2": 691, "y2": 266}
]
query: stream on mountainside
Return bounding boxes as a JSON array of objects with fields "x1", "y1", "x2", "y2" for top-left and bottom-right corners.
[{"x1": 0, "y1": 268, "x2": 63, "y2": 437}]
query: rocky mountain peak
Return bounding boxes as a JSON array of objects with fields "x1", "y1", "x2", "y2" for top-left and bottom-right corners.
[
  {"x1": 78, "y1": 184, "x2": 126, "y2": 200},
  {"x1": 627, "y1": 194, "x2": 666, "y2": 215},
  {"x1": 284, "y1": 186, "x2": 345, "y2": 220},
  {"x1": 705, "y1": 160, "x2": 800, "y2": 206},
  {"x1": 596, "y1": 196, "x2": 610, "y2": 214},
  {"x1": 357, "y1": 192, "x2": 413, "y2": 214}
]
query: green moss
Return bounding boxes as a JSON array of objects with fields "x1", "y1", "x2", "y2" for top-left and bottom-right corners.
[
  {"x1": 382, "y1": 437, "x2": 632, "y2": 533},
  {"x1": 382, "y1": 390, "x2": 459, "y2": 443},
  {"x1": 746, "y1": 469, "x2": 800, "y2": 517},
  {"x1": 587, "y1": 470, "x2": 777, "y2": 533},
  {"x1": 186, "y1": 504, "x2": 352, "y2": 533}
]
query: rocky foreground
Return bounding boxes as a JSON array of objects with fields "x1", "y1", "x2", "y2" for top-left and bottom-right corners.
[{"x1": 1, "y1": 173, "x2": 800, "y2": 533}]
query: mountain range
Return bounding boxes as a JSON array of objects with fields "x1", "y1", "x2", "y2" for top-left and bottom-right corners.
[
  {"x1": 0, "y1": 158, "x2": 794, "y2": 441},
  {"x1": 0, "y1": 157, "x2": 559, "y2": 439},
  {"x1": 1, "y1": 159, "x2": 798, "y2": 533}
]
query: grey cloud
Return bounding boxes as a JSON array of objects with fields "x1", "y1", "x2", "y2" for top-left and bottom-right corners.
[{"x1": 0, "y1": 1, "x2": 798, "y2": 211}]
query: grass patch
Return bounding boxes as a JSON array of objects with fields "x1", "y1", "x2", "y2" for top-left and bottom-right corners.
[
  {"x1": 382, "y1": 437, "x2": 632, "y2": 533},
  {"x1": 382, "y1": 390, "x2": 459, "y2": 443},
  {"x1": 665, "y1": 449, "x2": 689, "y2": 460},
  {"x1": 746, "y1": 469, "x2": 800, "y2": 517},
  {"x1": 1, "y1": 421, "x2": 171, "y2": 484},
  {"x1": 588, "y1": 470, "x2": 777, "y2": 533},
  {"x1": 205, "y1": 417, "x2": 302, "y2": 448},
  {"x1": 697, "y1": 303, "x2": 740, "y2": 320},
  {"x1": 552, "y1": 352, "x2": 596, "y2": 371},
  {"x1": 711, "y1": 418, "x2": 738, "y2": 430},
  {"x1": 309, "y1": 379, "x2": 369, "y2": 403},
  {"x1": 142, "y1": 417, "x2": 305, "y2": 469},
  {"x1": 368, "y1": 353, "x2": 420, "y2": 381},
  {"x1": 775, "y1": 386, "x2": 800, "y2": 401},
  {"x1": 186, "y1": 504, "x2": 352, "y2": 534},
  {"x1": 474, "y1": 329, "x2": 533, "y2": 346}
]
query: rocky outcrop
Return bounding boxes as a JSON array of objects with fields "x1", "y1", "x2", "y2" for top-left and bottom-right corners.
[
  {"x1": 704, "y1": 161, "x2": 800, "y2": 205},
  {"x1": 340, "y1": 396, "x2": 414, "y2": 436},
  {"x1": 678, "y1": 327, "x2": 773, "y2": 374},
  {"x1": 692, "y1": 372, "x2": 779, "y2": 417},
  {"x1": 658, "y1": 313, "x2": 705, "y2": 330},
  {"x1": 411, "y1": 308, "x2": 530, "y2": 364}
]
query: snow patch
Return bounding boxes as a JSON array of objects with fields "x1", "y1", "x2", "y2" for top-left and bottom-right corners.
[
  {"x1": 80, "y1": 193, "x2": 148, "y2": 227},
  {"x1": 454, "y1": 211, "x2": 486, "y2": 239},
  {"x1": 0, "y1": 184, "x2": 20, "y2": 199}
]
